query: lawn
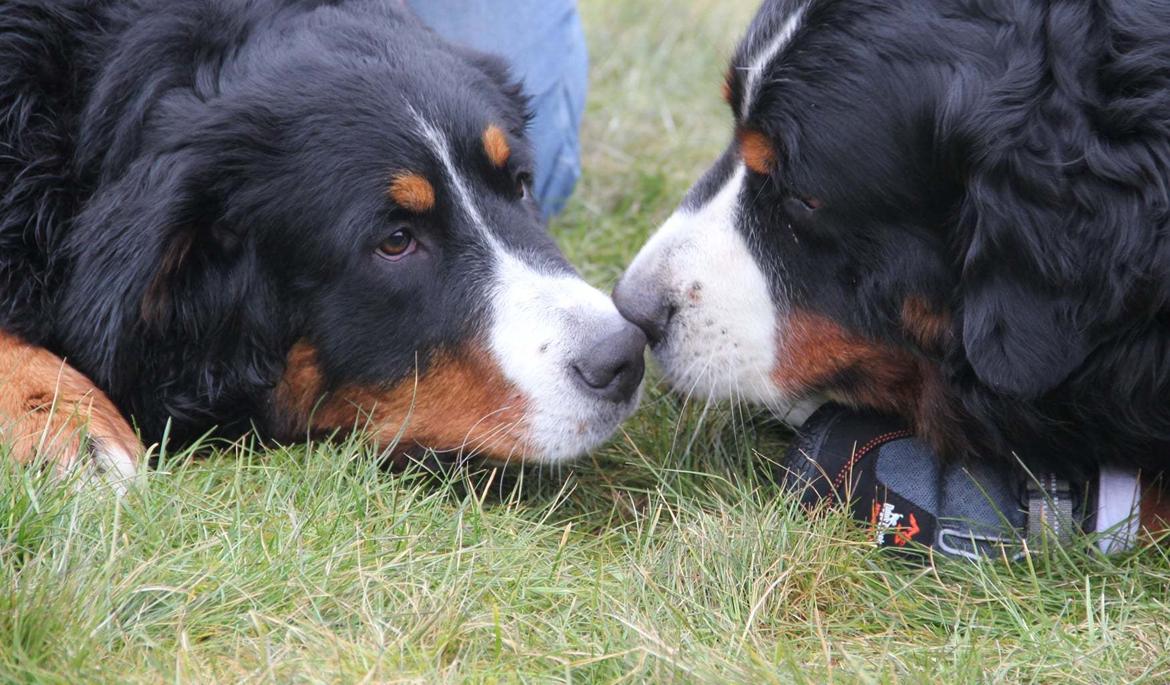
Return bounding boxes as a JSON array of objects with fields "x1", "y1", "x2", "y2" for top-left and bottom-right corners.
[{"x1": 4, "y1": 1, "x2": 1170, "y2": 683}]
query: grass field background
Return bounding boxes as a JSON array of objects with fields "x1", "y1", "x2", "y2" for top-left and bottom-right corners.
[{"x1": 4, "y1": 1, "x2": 1170, "y2": 682}]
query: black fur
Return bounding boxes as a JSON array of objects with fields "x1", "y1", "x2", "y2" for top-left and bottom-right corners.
[
  {"x1": 0, "y1": 0, "x2": 550, "y2": 445},
  {"x1": 722, "y1": 0, "x2": 1170, "y2": 477}
]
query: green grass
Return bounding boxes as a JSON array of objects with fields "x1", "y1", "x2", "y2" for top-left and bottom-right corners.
[{"x1": 4, "y1": 2, "x2": 1170, "y2": 682}]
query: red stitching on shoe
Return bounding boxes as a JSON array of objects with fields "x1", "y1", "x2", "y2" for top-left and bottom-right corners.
[{"x1": 830, "y1": 429, "x2": 913, "y2": 501}]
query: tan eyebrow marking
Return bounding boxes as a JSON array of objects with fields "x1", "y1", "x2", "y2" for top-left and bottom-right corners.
[
  {"x1": 482, "y1": 124, "x2": 511, "y2": 168},
  {"x1": 722, "y1": 68, "x2": 734, "y2": 104},
  {"x1": 737, "y1": 128, "x2": 777, "y2": 175},
  {"x1": 387, "y1": 172, "x2": 436, "y2": 213}
]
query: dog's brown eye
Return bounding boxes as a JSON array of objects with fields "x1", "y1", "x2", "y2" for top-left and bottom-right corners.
[{"x1": 377, "y1": 229, "x2": 415, "y2": 259}]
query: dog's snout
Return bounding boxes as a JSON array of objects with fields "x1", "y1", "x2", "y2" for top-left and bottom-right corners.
[
  {"x1": 613, "y1": 277, "x2": 672, "y2": 346},
  {"x1": 570, "y1": 320, "x2": 646, "y2": 403}
]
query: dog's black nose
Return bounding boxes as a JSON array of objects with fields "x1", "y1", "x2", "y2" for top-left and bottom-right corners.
[
  {"x1": 612, "y1": 278, "x2": 672, "y2": 345},
  {"x1": 570, "y1": 321, "x2": 647, "y2": 403}
]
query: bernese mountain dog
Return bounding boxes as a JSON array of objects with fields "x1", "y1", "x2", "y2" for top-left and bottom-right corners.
[
  {"x1": 616, "y1": 0, "x2": 1170, "y2": 480},
  {"x1": 0, "y1": 0, "x2": 646, "y2": 489}
]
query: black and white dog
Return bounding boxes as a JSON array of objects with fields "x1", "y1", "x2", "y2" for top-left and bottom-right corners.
[
  {"x1": 0, "y1": 0, "x2": 645, "y2": 486},
  {"x1": 617, "y1": 0, "x2": 1170, "y2": 480}
]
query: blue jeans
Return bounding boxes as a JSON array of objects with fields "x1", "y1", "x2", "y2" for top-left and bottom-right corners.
[{"x1": 408, "y1": 0, "x2": 588, "y2": 217}]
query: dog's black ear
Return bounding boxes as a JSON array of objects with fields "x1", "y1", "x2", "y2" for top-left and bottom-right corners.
[
  {"x1": 943, "y1": 74, "x2": 1108, "y2": 399},
  {"x1": 395, "y1": 1, "x2": 531, "y2": 134},
  {"x1": 465, "y1": 50, "x2": 532, "y2": 131},
  {"x1": 55, "y1": 148, "x2": 216, "y2": 393},
  {"x1": 958, "y1": 254, "x2": 1090, "y2": 399},
  {"x1": 454, "y1": 50, "x2": 532, "y2": 139}
]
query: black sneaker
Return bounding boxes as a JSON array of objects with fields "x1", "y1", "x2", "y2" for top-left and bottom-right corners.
[{"x1": 779, "y1": 404, "x2": 1093, "y2": 561}]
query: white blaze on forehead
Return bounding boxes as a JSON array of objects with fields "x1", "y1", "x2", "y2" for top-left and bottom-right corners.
[
  {"x1": 626, "y1": 165, "x2": 786, "y2": 408},
  {"x1": 408, "y1": 106, "x2": 492, "y2": 238},
  {"x1": 407, "y1": 107, "x2": 640, "y2": 462},
  {"x1": 740, "y1": 3, "x2": 808, "y2": 118}
]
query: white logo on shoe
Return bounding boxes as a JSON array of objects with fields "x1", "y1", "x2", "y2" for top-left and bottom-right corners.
[
  {"x1": 869, "y1": 501, "x2": 921, "y2": 547},
  {"x1": 873, "y1": 502, "x2": 903, "y2": 546}
]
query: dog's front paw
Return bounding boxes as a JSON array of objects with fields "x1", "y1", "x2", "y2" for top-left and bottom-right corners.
[
  {"x1": 70, "y1": 427, "x2": 142, "y2": 496},
  {"x1": 1, "y1": 332, "x2": 143, "y2": 494}
]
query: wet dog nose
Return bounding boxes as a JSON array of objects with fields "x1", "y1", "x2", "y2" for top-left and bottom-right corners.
[
  {"x1": 570, "y1": 320, "x2": 647, "y2": 403},
  {"x1": 612, "y1": 278, "x2": 672, "y2": 345}
]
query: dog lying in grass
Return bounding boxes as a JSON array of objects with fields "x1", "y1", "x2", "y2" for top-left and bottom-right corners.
[
  {"x1": 616, "y1": 0, "x2": 1170, "y2": 547},
  {"x1": 0, "y1": 0, "x2": 646, "y2": 489}
]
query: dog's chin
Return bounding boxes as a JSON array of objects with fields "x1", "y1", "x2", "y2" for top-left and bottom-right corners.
[
  {"x1": 652, "y1": 341, "x2": 824, "y2": 428},
  {"x1": 427, "y1": 389, "x2": 642, "y2": 467},
  {"x1": 517, "y1": 386, "x2": 643, "y2": 465}
]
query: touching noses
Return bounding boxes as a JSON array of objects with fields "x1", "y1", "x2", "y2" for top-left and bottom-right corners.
[
  {"x1": 612, "y1": 272, "x2": 672, "y2": 346},
  {"x1": 569, "y1": 319, "x2": 647, "y2": 403}
]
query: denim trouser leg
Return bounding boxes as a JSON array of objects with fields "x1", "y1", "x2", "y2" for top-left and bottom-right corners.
[{"x1": 406, "y1": 1, "x2": 588, "y2": 218}]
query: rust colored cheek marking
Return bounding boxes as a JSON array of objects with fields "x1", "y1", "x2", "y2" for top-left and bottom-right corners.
[
  {"x1": 482, "y1": 125, "x2": 511, "y2": 168},
  {"x1": 276, "y1": 341, "x2": 531, "y2": 459},
  {"x1": 388, "y1": 172, "x2": 436, "y2": 213},
  {"x1": 901, "y1": 296, "x2": 952, "y2": 352},
  {"x1": 771, "y1": 310, "x2": 921, "y2": 414},
  {"x1": 737, "y1": 128, "x2": 776, "y2": 175}
]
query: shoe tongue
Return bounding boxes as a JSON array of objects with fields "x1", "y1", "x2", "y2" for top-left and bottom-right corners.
[{"x1": 874, "y1": 438, "x2": 941, "y2": 514}]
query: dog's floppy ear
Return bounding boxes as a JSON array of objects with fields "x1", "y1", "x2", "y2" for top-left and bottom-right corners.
[
  {"x1": 453, "y1": 48, "x2": 532, "y2": 138},
  {"x1": 398, "y1": 3, "x2": 531, "y2": 136},
  {"x1": 958, "y1": 236, "x2": 1091, "y2": 399},
  {"x1": 468, "y1": 50, "x2": 532, "y2": 131},
  {"x1": 55, "y1": 147, "x2": 217, "y2": 393},
  {"x1": 944, "y1": 75, "x2": 1105, "y2": 399}
]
